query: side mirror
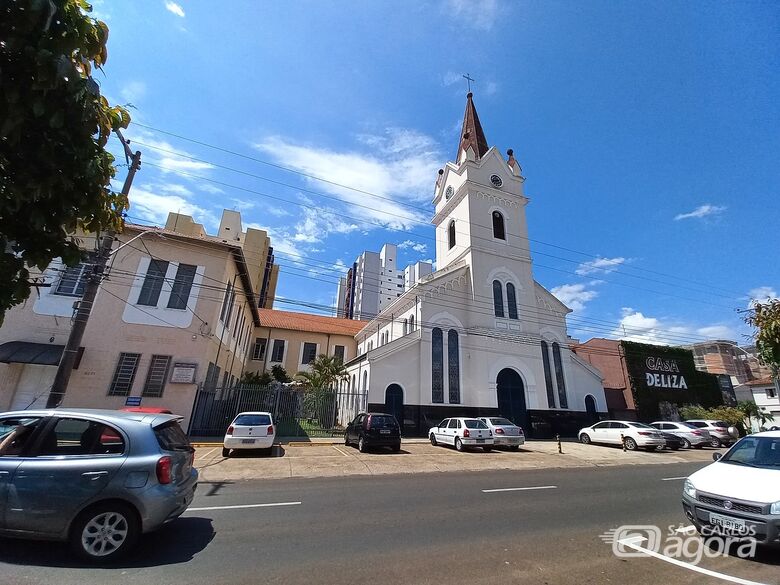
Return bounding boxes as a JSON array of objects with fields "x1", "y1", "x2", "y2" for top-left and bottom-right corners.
[{"x1": 712, "y1": 452, "x2": 722, "y2": 461}]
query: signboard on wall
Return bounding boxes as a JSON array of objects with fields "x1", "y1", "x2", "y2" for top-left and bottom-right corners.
[
  {"x1": 170, "y1": 363, "x2": 197, "y2": 384},
  {"x1": 125, "y1": 396, "x2": 142, "y2": 407},
  {"x1": 644, "y1": 356, "x2": 688, "y2": 389}
]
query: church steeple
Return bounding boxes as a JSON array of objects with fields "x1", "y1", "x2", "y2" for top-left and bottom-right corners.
[{"x1": 456, "y1": 92, "x2": 490, "y2": 163}]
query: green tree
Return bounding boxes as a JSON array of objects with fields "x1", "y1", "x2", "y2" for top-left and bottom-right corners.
[
  {"x1": 738, "y1": 400, "x2": 775, "y2": 431},
  {"x1": 745, "y1": 298, "x2": 780, "y2": 375},
  {"x1": 296, "y1": 354, "x2": 349, "y2": 390},
  {"x1": 240, "y1": 371, "x2": 273, "y2": 386},
  {"x1": 0, "y1": 1, "x2": 130, "y2": 324},
  {"x1": 270, "y1": 364, "x2": 291, "y2": 383}
]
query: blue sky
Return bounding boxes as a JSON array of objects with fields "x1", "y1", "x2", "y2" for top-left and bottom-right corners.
[{"x1": 94, "y1": 0, "x2": 778, "y2": 346}]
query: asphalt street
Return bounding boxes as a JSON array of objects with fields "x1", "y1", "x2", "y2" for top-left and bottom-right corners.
[{"x1": 0, "y1": 462, "x2": 777, "y2": 585}]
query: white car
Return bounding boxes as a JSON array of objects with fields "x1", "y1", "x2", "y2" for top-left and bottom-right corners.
[
  {"x1": 685, "y1": 419, "x2": 739, "y2": 448},
  {"x1": 429, "y1": 417, "x2": 494, "y2": 452},
  {"x1": 478, "y1": 417, "x2": 525, "y2": 450},
  {"x1": 683, "y1": 431, "x2": 780, "y2": 547},
  {"x1": 223, "y1": 411, "x2": 275, "y2": 457},
  {"x1": 578, "y1": 420, "x2": 666, "y2": 451},
  {"x1": 650, "y1": 421, "x2": 712, "y2": 449}
]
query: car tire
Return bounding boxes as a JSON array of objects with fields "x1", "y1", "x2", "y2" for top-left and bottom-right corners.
[
  {"x1": 509, "y1": 445, "x2": 520, "y2": 452},
  {"x1": 429, "y1": 433, "x2": 437, "y2": 446},
  {"x1": 681, "y1": 438, "x2": 692, "y2": 449},
  {"x1": 483, "y1": 446, "x2": 492, "y2": 452},
  {"x1": 344, "y1": 433, "x2": 350, "y2": 447},
  {"x1": 624, "y1": 437, "x2": 637, "y2": 451},
  {"x1": 579, "y1": 433, "x2": 591, "y2": 445},
  {"x1": 70, "y1": 502, "x2": 140, "y2": 563},
  {"x1": 222, "y1": 447, "x2": 230, "y2": 458},
  {"x1": 358, "y1": 436, "x2": 367, "y2": 453},
  {"x1": 693, "y1": 444, "x2": 704, "y2": 449},
  {"x1": 455, "y1": 438, "x2": 464, "y2": 452},
  {"x1": 710, "y1": 437, "x2": 722, "y2": 448}
]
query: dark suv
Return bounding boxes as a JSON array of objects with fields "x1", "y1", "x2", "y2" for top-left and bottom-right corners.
[{"x1": 344, "y1": 413, "x2": 401, "y2": 452}]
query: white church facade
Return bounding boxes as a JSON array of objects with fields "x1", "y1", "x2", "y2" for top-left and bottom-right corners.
[{"x1": 342, "y1": 93, "x2": 607, "y2": 438}]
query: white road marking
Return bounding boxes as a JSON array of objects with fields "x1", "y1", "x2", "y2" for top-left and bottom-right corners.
[
  {"x1": 332, "y1": 446, "x2": 351, "y2": 457},
  {"x1": 617, "y1": 537, "x2": 770, "y2": 585},
  {"x1": 675, "y1": 525, "x2": 697, "y2": 533},
  {"x1": 187, "y1": 501, "x2": 302, "y2": 512},
  {"x1": 661, "y1": 476, "x2": 688, "y2": 481},
  {"x1": 482, "y1": 485, "x2": 558, "y2": 493},
  {"x1": 196, "y1": 447, "x2": 217, "y2": 460}
]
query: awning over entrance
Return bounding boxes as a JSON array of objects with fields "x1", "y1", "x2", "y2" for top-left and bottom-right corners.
[{"x1": 0, "y1": 341, "x2": 64, "y2": 366}]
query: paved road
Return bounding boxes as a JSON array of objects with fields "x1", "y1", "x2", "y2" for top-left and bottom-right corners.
[{"x1": 1, "y1": 462, "x2": 777, "y2": 585}]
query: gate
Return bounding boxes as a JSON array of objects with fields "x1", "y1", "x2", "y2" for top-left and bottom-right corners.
[{"x1": 188, "y1": 384, "x2": 367, "y2": 439}]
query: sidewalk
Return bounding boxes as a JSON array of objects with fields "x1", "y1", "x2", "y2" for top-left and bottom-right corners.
[{"x1": 193, "y1": 439, "x2": 720, "y2": 482}]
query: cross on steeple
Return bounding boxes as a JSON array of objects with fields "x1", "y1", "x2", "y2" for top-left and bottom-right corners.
[{"x1": 462, "y1": 73, "x2": 475, "y2": 93}]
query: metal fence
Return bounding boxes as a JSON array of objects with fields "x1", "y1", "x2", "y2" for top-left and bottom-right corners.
[{"x1": 188, "y1": 384, "x2": 367, "y2": 439}]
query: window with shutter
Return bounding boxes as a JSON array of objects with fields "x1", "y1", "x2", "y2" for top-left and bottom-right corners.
[
  {"x1": 108, "y1": 353, "x2": 141, "y2": 396},
  {"x1": 167, "y1": 264, "x2": 197, "y2": 309},
  {"x1": 137, "y1": 260, "x2": 169, "y2": 306},
  {"x1": 142, "y1": 355, "x2": 172, "y2": 397}
]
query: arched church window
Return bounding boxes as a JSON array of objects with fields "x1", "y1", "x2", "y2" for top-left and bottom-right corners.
[
  {"x1": 492, "y1": 211, "x2": 506, "y2": 240},
  {"x1": 409, "y1": 315, "x2": 415, "y2": 331},
  {"x1": 492, "y1": 280, "x2": 504, "y2": 317},
  {"x1": 552, "y1": 342, "x2": 569, "y2": 409},
  {"x1": 541, "y1": 341, "x2": 556, "y2": 408},
  {"x1": 431, "y1": 327, "x2": 444, "y2": 403},
  {"x1": 448, "y1": 220, "x2": 456, "y2": 250},
  {"x1": 403, "y1": 319, "x2": 408, "y2": 335},
  {"x1": 506, "y1": 283, "x2": 518, "y2": 320},
  {"x1": 448, "y1": 329, "x2": 460, "y2": 404}
]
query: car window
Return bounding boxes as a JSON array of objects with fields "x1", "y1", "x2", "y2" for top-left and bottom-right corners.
[
  {"x1": 234, "y1": 414, "x2": 272, "y2": 426},
  {"x1": 712, "y1": 421, "x2": 729, "y2": 428},
  {"x1": 448, "y1": 419, "x2": 459, "y2": 429},
  {"x1": 592, "y1": 422, "x2": 609, "y2": 429},
  {"x1": 628, "y1": 422, "x2": 654, "y2": 429},
  {"x1": 154, "y1": 420, "x2": 192, "y2": 452},
  {"x1": 438, "y1": 419, "x2": 449, "y2": 428},
  {"x1": 464, "y1": 420, "x2": 488, "y2": 429},
  {"x1": 610, "y1": 422, "x2": 628, "y2": 429},
  {"x1": 688, "y1": 421, "x2": 706, "y2": 428},
  {"x1": 490, "y1": 418, "x2": 514, "y2": 426},
  {"x1": 368, "y1": 415, "x2": 396, "y2": 427},
  {"x1": 0, "y1": 417, "x2": 43, "y2": 457},
  {"x1": 680, "y1": 422, "x2": 698, "y2": 429},
  {"x1": 718, "y1": 437, "x2": 780, "y2": 469},
  {"x1": 37, "y1": 418, "x2": 125, "y2": 456}
]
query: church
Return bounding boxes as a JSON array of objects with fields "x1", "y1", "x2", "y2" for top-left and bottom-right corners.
[{"x1": 342, "y1": 93, "x2": 608, "y2": 438}]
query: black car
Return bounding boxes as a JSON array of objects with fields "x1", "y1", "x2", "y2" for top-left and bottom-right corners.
[
  {"x1": 657, "y1": 431, "x2": 685, "y2": 451},
  {"x1": 344, "y1": 412, "x2": 401, "y2": 453}
]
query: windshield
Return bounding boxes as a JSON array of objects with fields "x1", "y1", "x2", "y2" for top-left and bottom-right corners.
[
  {"x1": 720, "y1": 436, "x2": 780, "y2": 469},
  {"x1": 234, "y1": 414, "x2": 272, "y2": 426},
  {"x1": 464, "y1": 420, "x2": 488, "y2": 429},
  {"x1": 154, "y1": 420, "x2": 192, "y2": 451},
  {"x1": 368, "y1": 415, "x2": 396, "y2": 428},
  {"x1": 712, "y1": 421, "x2": 729, "y2": 428},
  {"x1": 680, "y1": 422, "x2": 699, "y2": 429},
  {"x1": 489, "y1": 418, "x2": 514, "y2": 426}
]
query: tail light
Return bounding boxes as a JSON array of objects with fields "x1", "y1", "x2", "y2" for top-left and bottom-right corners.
[
  {"x1": 463, "y1": 428, "x2": 470, "y2": 438},
  {"x1": 638, "y1": 431, "x2": 653, "y2": 436},
  {"x1": 495, "y1": 428, "x2": 505, "y2": 435},
  {"x1": 691, "y1": 430, "x2": 703, "y2": 436},
  {"x1": 189, "y1": 449, "x2": 195, "y2": 467},
  {"x1": 227, "y1": 425, "x2": 234, "y2": 435},
  {"x1": 156, "y1": 456, "x2": 173, "y2": 485},
  {"x1": 267, "y1": 425, "x2": 274, "y2": 435}
]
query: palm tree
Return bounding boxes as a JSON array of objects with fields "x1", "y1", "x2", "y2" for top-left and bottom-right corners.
[
  {"x1": 297, "y1": 354, "x2": 348, "y2": 390},
  {"x1": 738, "y1": 400, "x2": 775, "y2": 431}
]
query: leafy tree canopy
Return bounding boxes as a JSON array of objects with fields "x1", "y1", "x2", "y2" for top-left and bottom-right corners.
[
  {"x1": 745, "y1": 299, "x2": 780, "y2": 376},
  {"x1": 297, "y1": 354, "x2": 348, "y2": 390},
  {"x1": 0, "y1": 0, "x2": 130, "y2": 324}
]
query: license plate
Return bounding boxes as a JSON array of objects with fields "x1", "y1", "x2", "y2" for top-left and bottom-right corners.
[
  {"x1": 709, "y1": 512, "x2": 746, "y2": 531},
  {"x1": 241, "y1": 439, "x2": 255, "y2": 444},
  {"x1": 476, "y1": 438, "x2": 485, "y2": 443},
  {"x1": 380, "y1": 429, "x2": 391, "y2": 434}
]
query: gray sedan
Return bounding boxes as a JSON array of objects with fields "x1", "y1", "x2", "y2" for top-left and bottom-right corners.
[{"x1": 0, "y1": 408, "x2": 197, "y2": 562}]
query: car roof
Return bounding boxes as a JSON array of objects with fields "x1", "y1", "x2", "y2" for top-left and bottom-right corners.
[
  {"x1": 0, "y1": 408, "x2": 181, "y2": 427},
  {"x1": 753, "y1": 430, "x2": 780, "y2": 438},
  {"x1": 234, "y1": 411, "x2": 273, "y2": 416}
]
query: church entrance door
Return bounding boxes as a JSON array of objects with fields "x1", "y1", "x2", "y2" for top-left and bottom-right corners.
[
  {"x1": 496, "y1": 368, "x2": 530, "y2": 433},
  {"x1": 385, "y1": 384, "x2": 404, "y2": 436}
]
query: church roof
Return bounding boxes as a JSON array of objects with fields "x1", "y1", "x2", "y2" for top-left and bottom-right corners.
[{"x1": 457, "y1": 92, "x2": 490, "y2": 161}]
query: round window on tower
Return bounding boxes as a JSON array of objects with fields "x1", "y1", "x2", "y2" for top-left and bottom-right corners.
[
  {"x1": 490, "y1": 174, "x2": 503, "y2": 188},
  {"x1": 445, "y1": 185, "x2": 454, "y2": 200}
]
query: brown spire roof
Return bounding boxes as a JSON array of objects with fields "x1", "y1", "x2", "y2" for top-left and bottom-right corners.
[{"x1": 457, "y1": 92, "x2": 489, "y2": 161}]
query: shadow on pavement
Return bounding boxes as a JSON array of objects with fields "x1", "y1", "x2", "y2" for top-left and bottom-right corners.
[
  {"x1": 710, "y1": 538, "x2": 780, "y2": 566},
  {"x1": 0, "y1": 517, "x2": 214, "y2": 569}
]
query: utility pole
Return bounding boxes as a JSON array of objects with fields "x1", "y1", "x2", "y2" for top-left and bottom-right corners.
[{"x1": 47, "y1": 132, "x2": 141, "y2": 408}]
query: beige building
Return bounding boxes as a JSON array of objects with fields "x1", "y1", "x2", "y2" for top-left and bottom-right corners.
[
  {"x1": 246, "y1": 309, "x2": 365, "y2": 378},
  {"x1": 0, "y1": 210, "x2": 277, "y2": 429},
  {"x1": 688, "y1": 340, "x2": 772, "y2": 385}
]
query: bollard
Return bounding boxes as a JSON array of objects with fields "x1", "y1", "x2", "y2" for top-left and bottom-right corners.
[
  {"x1": 556, "y1": 434, "x2": 563, "y2": 454},
  {"x1": 621, "y1": 433, "x2": 626, "y2": 452}
]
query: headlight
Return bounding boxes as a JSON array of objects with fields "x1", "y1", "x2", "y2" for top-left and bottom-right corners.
[
  {"x1": 771, "y1": 501, "x2": 780, "y2": 515},
  {"x1": 683, "y1": 479, "x2": 697, "y2": 499}
]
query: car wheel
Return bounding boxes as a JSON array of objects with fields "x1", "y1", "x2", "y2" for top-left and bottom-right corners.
[
  {"x1": 693, "y1": 444, "x2": 704, "y2": 449},
  {"x1": 455, "y1": 437, "x2": 464, "y2": 452},
  {"x1": 681, "y1": 438, "x2": 691, "y2": 449},
  {"x1": 579, "y1": 433, "x2": 591, "y2": 445},
  {"x1": 483, "y1": 446, "x2": 492, "y2": 452},
  {"x1": 222, "y1": 447, "x2": 230, "y2": 458},
  {"x1": 344, "y1": 433, "x2": 350, "y2": 447},
  {"x1": 710, "y1": 437, "x2": 722, "y2": 448},
  {"x1": 358, "y1": 436, "x2": 367, "y2": 453},
  {"x1": 70, "y1": 502, "x2": 139, "y2": 563},
  {"x1": 509, "y1": 445, "x2": 520, "y2": 451},
  {"x1": 429, "y1": 433, "x2": 437, "y2": 446},
  {"x1": 624, "y1": 437, "x2": 637, "y2": 451}
]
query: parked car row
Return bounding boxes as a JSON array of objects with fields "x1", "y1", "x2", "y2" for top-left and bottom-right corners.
[{"x1": 578, "y1": 419, "x2": 739, "y2": 451}]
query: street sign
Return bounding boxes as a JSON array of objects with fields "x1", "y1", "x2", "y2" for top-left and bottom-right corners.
[{"x1": 125, "y1": 396, "x2": 142, "y2": 407}]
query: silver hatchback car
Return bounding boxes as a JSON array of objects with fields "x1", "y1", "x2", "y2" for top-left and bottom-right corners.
[{"x1": 0, "y1": 408, "x2": 197, "y2": 562}]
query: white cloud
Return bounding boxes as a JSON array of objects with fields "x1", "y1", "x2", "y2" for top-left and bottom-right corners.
[
  {"x1": 748, "y1": 286, "x2": 777, "y2": 302},
  {"x1": 253, "y1": 127, "x2": 441, "y2": 230},
  {"x1": 398, "y1": 240, "x2": 427, "y2": 253},
  {"x1": 550, "y1": 283, "x2": 598, "y2": 312},
  {"x1": 119, "y1": 81, "x2": 146, "y2": 104},
  {"x1": 199, "y1": 184, "x2": 224, "y2": 195},
  {"x1": 442, "y1": 72, "x2": 463, "y2": 87},
  {"x1": 444, "y1": 0, "x2": 499, "y2": 31},
  {"x1": 575, "y1": 256, "x2": 628, "y2": 276},
  {"x1": 164, "y1": 1, "x2": 185, "y2": 17},
  {"x1": 266, "y1": 206, "x2": 291, "y2": 217},
  {"x1": 484, "y1": 81, "x2": 498, "y2": 96},
  {"x1": 129, "y1": 184, "x2": 218, "y2": 229},
  {"x1": 696, "y1": 325, "x2": 737, "y2": 340},
  {"x1": 125, "y1": 129, "x2": 215, "y2": 176},
  {"x1": 609, "y1": 308, "x2": 737, "y2": 345},
  {"x1": 674, "y1": 204, "x2": 726, "y2": 221}
]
